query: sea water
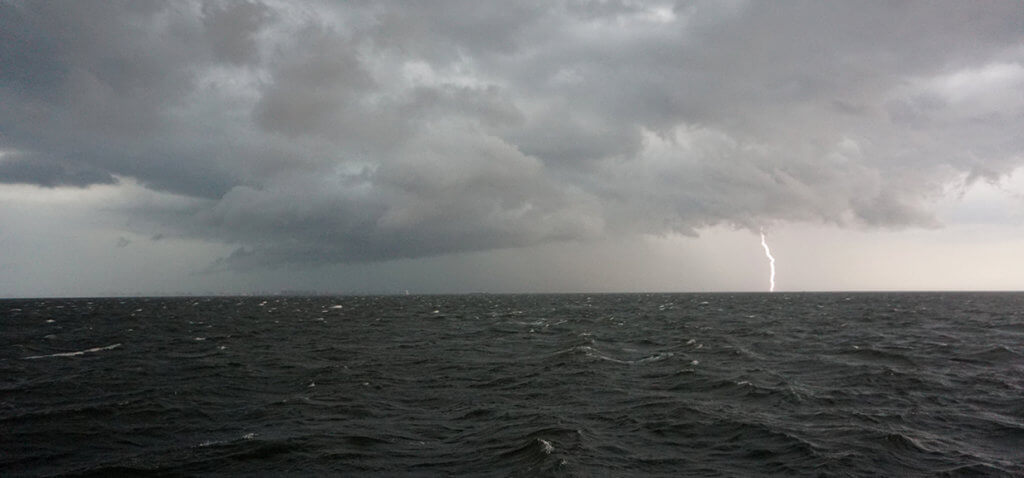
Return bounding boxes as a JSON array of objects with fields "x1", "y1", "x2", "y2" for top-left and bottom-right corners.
[{"x1": 3, "y1": 293, "x2": 1023, "y2": 476}]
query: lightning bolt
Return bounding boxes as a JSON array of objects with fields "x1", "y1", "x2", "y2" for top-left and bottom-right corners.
[{"x1": 759, "y1": 228, "x2": 776, "y2": 293}]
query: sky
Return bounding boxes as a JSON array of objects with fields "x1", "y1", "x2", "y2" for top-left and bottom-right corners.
[{"x1": 1, "y1": 0, "x2": 1024, "y2": 297}]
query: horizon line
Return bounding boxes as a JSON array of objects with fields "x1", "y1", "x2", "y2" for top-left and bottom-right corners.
[{"x1": 3, "y1": 290, "x2": 1023, "y2": 300}]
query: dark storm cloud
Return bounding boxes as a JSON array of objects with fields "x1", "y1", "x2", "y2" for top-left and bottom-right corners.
[
  {"x1": 2, "y1": 0, "x2": 1022, "y2": 268},
  {"x1": 0, "y1": 152, "x2": 117, "y2": 188}
]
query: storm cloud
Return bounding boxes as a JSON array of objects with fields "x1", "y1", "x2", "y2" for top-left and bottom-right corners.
[{"x1": 2, "y1": 0, "x2": 1022, "y2": 269}]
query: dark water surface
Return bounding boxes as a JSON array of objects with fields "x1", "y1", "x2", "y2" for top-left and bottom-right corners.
[{"x1": 3, "y1": 293, "x2": 1024, "y2": 476}]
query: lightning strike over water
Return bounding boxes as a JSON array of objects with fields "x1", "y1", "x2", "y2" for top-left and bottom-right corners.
[{"x1": 759, "y1": 229, "x2": 776, "y2": 292}]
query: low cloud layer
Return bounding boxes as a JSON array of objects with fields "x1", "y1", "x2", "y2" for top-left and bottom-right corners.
[{"x1": 2, "y1": 0, "x2": 1022, "y2": 269}]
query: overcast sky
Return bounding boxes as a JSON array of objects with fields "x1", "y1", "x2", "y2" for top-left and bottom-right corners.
[{"x1": 2, "y1": 0, "x2": 1023, "y2": 297}]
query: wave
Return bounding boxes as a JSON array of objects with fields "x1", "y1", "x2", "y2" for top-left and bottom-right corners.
[
  {"x1": 22, "y1": 343, "x2": 121, "y2": 360},
  {"x1": 548, "y1": 341, "x2": 677, "y2": 366},
  {"x1": 955, "y1": 345, "x2": 1023, "y2": 363}
]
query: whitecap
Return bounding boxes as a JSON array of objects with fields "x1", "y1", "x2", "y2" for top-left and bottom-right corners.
[
  {"x1": 636, "y1": 352, "x2": 674, "y2": 363},
  {"x1": 329, "y1": 305, "x2": 343, "y2": 309},
  {"x1": 201, "y1": 432, "x2": 256, "y2": 448},
  {"x1": 538, "y1": 439, "x2": 554, "y2": 454},
  {"x1": 23, "y1": 343, "x2": 121, "y2": 359}
]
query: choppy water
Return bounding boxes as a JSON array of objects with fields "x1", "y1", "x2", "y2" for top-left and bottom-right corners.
[{"x1": 3, "y1": 293, "x2": 1024, "y2": 476}]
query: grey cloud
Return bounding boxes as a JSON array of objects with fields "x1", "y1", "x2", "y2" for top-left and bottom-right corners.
[
  {"x1": 202, "y1": 0, "x2": 272, "y2": 65},
  {"x1": 504, "y1": 107, "x2": 643, "y2": 165},
  {"x1": 1, "y1": 0, "x2": 1022, "y2": 270},
  {"x1": 254, "y1": 25, "x2": 375, "y2": 138},
  {"x1": 205, "y1": 246, "x2": 256, "y2": 273},
  {"x1": 851, "y1": 192, "x2": 940, "y2": 229},
  {"x1": 191, "y1": 124, "x2": 604, "y2": 266},
  {"x1": 0, "y1": 153, "x2": 117, "y2": 188},
  {"x1": 0, "y1": 2, "x2": 67, "y2": 98},
  {"x1": 367, "y1": 0, "x2": 548, "y2": 61}
]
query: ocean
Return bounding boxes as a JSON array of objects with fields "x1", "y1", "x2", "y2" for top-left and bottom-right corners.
[{"x1": 2, "y1": 293, "x2": 1023, "y2": 476}]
